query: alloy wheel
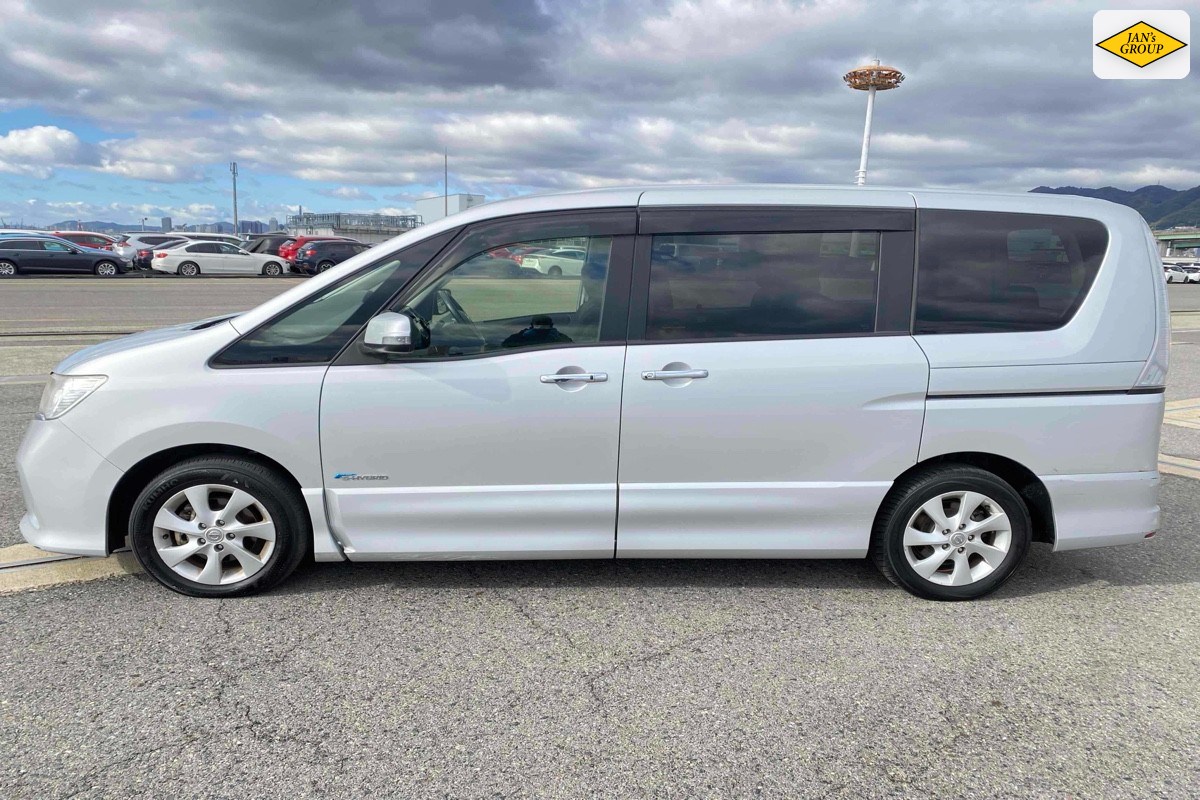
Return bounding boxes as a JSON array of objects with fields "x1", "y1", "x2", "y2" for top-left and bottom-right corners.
[
  {"x1": 901, "y1": 490, "x2": 1012, "y2": 587},
  {"x1": 151, "y1": 483, "x2": 277, "y2": 586},
  {"x1": 96, "y1": 262, "x2": 117, "y2": 276},
  {"x1": 0, "y1": 261, "x2": 14, "y2": 277}
]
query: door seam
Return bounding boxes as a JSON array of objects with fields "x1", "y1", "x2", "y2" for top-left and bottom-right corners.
[{"x1": 613, "y1": 344, "x2": 629, "y2": 558}]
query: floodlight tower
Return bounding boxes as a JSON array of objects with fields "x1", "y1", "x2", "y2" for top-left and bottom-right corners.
[{"x1": 843, "y1": 59, "x2": 905, "y2": 186}]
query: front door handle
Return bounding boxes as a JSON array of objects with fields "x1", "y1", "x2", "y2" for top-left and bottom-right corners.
[
  {"x1": 642, "y1": 369, "x2": 708, "y2": 381},
  {"x1": 540, "y1": 372, "x2": 608, "y2": 384}
]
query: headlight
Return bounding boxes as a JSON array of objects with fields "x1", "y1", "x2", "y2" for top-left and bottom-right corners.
[{"x1": 36, "y1": 374, "x2": 107, "y2": 420}]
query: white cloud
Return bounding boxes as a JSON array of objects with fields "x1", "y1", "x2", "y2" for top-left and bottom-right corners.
[{"x1": 0, "y1": 125, "x2": 86, "y2": 177}]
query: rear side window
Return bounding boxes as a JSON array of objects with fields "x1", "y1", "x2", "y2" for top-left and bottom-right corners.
[
  {"x1": 644, "y1": 232, "x2": 880, "y2": 340},
  {"x1": 914, "y1": 211, "x2": 1108, "y2": 334}
]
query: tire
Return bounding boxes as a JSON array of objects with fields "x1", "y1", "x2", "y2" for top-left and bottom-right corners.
[
  {"x1": 317, "y1": 261, "x2": 335, "y2": 273},
  {"x1": 178, "y1": 262, "x2": 200, "y2": 277},
  {"x1": 129, "y1": 456, "x2": 310, "y2": 598},
  {"x1": 262, "y1": 261, "x2": 283, "y2": 277},
  {"x1": 548, "y1": 265, "x2": 562, "y2": 277},
  {"x1": 0, "y1": 260, "x2": 16, "y2": 277},
  {"x1": 94, "y1": 261, "x2": 119, "y2": 277},
  {"x1": 870, "y1": 465, "x2": 1031, "y2": 601}
]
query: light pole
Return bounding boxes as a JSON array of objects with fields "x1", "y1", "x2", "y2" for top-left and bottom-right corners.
[
  {"x1": 843, "y1": 59, "x2": 905, "y2": 186},
  {"x1": 230, "y1": 162, "x2": 239, "y2": 235},
  {"x1": 140, "y1": 217, "x2": 147, "y2": 232}
]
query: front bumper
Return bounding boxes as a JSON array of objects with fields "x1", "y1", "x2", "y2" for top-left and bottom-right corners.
[{"x1": 17, "y1": 419, "x2": 124, "y2": 556}]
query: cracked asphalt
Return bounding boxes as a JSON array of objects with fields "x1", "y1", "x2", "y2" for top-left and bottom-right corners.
[{"x1": 0, "y1": 280, "x2": 1197, "y2": 799}]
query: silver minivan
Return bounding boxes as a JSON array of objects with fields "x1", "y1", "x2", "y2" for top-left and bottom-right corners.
[{"x1": 17, "y1": 186, "x2": 1168, "y2": 600}]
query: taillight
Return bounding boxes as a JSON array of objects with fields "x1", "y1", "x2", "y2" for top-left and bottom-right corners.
[
  {"x1": 514, "y1": 255, "x2": 523, "y2": 264},
  {"x1": 155, "y1": 252, "x2": 167, "y2": 258},
  {"x1": 304, "y1": 248, "x2": 316, "y2": 256},
  {"x1": 1136, "y1": 225, "x2": 1169, "y2": 388}
]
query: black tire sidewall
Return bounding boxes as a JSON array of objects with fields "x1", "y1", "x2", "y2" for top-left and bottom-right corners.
[
  {"x1": 318, "y1": 261, "x2": 333, "y2": 273},
  {"x1": 881, "y1": 470, "x2": 1031, "y2": 601},
  {"x1": 129, "y1": 459, "x2": 308, "y2": 597},
  {"x1": 179, "y1": 262, "x2": 199, "y2": 276}
]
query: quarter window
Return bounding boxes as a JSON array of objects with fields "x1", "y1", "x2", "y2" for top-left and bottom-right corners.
[
  {"x1": 394, "y1": 236, "x2": 612, "y2": 357},
  {"x1": 644, "y1": 232, "x2": 880, "y2": 340},
  {"x1": 914, "y1": 211, "x2": 1108, "y2": 334}
]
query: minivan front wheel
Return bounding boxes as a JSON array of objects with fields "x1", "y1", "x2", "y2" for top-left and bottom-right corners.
[
  {"x1": 129, "y1": 456, "x2": 309, "y2": 597},
  {"x1": 871, "y1": 466, "x2": 1031, "y2": 601}
]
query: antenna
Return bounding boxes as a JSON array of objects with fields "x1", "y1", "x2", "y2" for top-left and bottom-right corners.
[{"x1": 444, "y1": 150, "x2": 449, "y2": 218}]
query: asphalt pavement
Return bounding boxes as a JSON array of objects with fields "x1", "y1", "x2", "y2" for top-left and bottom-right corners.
[{"x1": 0, "y1": 279, "x2": 1196, "y2": 799}]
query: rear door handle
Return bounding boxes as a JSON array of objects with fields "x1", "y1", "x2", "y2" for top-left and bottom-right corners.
[
  {"x1": 642, "y1": 369, "x2": 708, "y2": 381},
  {"x1": 540, "y1": 372, "x2": 608, "y2": 384}
]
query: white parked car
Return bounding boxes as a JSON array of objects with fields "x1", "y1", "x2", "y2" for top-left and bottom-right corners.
[
  {"x1": 1179, "y1": 266, "x2": 1200, "y2": 283},
  {"x1": 16, "y1": 185, "x2": 1167, "y2": 601},
  {"x1": 1164, "y1": 265, "x2": 1187, "y2": 283},
  {"x1": 520, "y1": 247, "x2": 587, "y2": 277},
  {"x1": 151, "y1": 241, "x2": 288, "y2": 276}
]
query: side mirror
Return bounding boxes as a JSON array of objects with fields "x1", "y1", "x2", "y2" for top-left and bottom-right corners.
[{"x1": 362, "y1": 311, "x2": 427, "y2": 356}]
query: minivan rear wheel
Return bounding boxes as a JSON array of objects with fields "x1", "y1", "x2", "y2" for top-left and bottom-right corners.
[
  {"x1": 129, "y1": 456, "x2": 310, "y2": 597},
  {"x1": 871, "y1": 465, "x2": 1031, "y2": 601}
]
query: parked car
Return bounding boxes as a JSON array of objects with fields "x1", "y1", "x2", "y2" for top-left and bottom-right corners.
[
  {"x1": 53, "y1": 231, "x2": 118, "y2": 251},
  {"x1": 0, "y1": 236, "x2": 131, "y2": 276},
  {"x1": 15, "y1": 186, "x2": 1166, "y2": 600},
  {"x1": 114, "y1": 233, "x2": 195, "y2": 261},
  {"x1": 1179, "y1": 266, "x2": 1200, "y2": 283},
  {"x1": 291, "y1": 240, "x2": 372, "y2": 275},
  {"x1": 134, "y1": 239, "x2": 187, "y2": 270},
  {"x1": 243, "y1": 233, "x2": 294, "y2": 256},
  {"x1": 151, "y1": 241, "x2": 288, "y2": 276},
  {"x1": 1164, "y1": 264, "x2": 1187, "y2": 283},
  {"x1": 278, "y1": 236, "x2": 358, "y2": 263},
  {"x1": 519, "y1": 246, "x2": 587, "y2": 277}
]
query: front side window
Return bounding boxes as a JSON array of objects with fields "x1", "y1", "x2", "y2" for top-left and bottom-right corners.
[
  {"x1": 218, "y1": 243, "x2": 242, "y2": 254},
  {"x1": 914, "y1": 211, "x2": 1108, "y2": 334},
  {"x1": 644, "y1": 231, "x2": 880, "y2": 341},
  {"x1": 213, "y1": 230, "x2": 455, "y2": 366},
  {"x1": 393, "y1": 236, "x2": 613, "y2": 358},
  {"x1": 43, "y1": 241, "x2": 72, "y2": 252}
]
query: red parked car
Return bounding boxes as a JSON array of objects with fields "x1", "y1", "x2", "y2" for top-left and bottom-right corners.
[
  {"x1": 53, "y1": 231, "x2": 117, "y2": 250},
  {"x1": 277, "y1": 235, "x2": 358, "y2": 262}
]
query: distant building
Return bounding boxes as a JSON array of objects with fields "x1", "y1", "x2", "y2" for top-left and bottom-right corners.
[
  {"x1": 415, "y1": 194, "x2": 486, "y2": 224},
  {"x1": 268, "y1": 217, "x2": 279, "y2": 231},
  {"x1": 285, "y1": 212, "x2": 423, "y2": 245},
  {"x1": 161, "y1": 217, "x2": 172, "y2": 232},
  {"x1": 238, "y1": 220, "x2": 265, "y2": 234}
]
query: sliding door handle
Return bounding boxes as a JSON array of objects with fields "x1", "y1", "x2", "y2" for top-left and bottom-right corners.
[
  {"x1": 540, "y1": 372, "x2": 608, "y2": 384},
  {"x1": 642, "y1": 368, "x2": 708, "y2": 381}
]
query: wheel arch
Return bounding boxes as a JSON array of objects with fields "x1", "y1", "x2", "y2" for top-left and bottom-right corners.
[
  {"x1": 106, "y1": 443, "x2": 306, "y2": 555},
  {"x1": 884, "y1": 452, "x2": 1055, "y2": 546}
]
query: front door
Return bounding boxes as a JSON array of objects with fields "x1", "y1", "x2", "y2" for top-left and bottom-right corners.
[
  {"x1": 320, "y1": 210, "x2": 636, "y2": 558},
  {"x1": 617, "y1": 209, "x2": 929, "y2": 557},
  {"x1": 40, "y1": 239, "x2": 87, "y2": 272}
]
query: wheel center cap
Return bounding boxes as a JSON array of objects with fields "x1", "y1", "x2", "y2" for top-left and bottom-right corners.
[
  {"x1": 205, "y1": 528, "x2": 223, "y2": 544},
  {"x1": 950, "y1": 532, "x2": 967, "y2": 547}
]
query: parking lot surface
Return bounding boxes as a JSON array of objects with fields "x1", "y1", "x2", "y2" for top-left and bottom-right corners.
[{"x1": 0, "y1": 280, "x2": 1197, "y2": 798}]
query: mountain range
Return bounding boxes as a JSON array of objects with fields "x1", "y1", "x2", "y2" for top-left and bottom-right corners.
[{"x1": 1031, "y1": 185, "x2": 1200, "y2": 229}]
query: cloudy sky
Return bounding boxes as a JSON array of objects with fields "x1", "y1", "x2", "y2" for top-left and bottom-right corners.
[{"x1": 0, "y1": 0, "x2": 1197, "y2": 226}]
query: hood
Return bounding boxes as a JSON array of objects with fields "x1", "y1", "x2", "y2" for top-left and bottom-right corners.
[{"x1": 54, "y1": 315, "x2": 237, "y2": 374}]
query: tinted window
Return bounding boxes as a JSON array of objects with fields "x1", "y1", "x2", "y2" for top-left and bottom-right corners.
[
  {"x1": 189, "y1": 242, "x2": 219, "y2": 254},
  {"x1": 394, "y1": 236, "x2": 612, "y2": 357},
  {"x1": 218, "y1": 243, "x2": 242, "y2": 254},
  {"x1": 644, "y1": 232, "x2": 880, "y2": 340},
  {"x1": 915, "y1": 211, "x2": 1108, "y2": 334},
  {"x1": 142, "y1": 236, "x2": 172, "y2": 245},
  {"x1": 1, "y1": 240, "x2": 42, "y2": 250},
  {"x1": 213, "y1": 230, "x2": 456, "y2": 366}
]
